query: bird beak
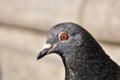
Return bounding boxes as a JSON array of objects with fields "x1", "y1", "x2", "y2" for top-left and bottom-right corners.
[{"x1": 37, "y1": 43, "x2": 53, "y2": 60}]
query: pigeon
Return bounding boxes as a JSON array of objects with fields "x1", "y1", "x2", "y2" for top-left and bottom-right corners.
[{"x1": 37, "y1": 22, "x2": 120, "y2": 80}]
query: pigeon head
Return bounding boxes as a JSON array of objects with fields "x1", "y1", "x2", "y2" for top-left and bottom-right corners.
[
  {"x1": 37, "y1": 22, "x2": 87, "y2": 59},
  {"x1": 37, "y1": 22, "x2": 103, "y2": 61}
]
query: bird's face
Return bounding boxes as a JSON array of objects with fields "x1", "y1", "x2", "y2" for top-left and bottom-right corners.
[{"x1": 37, "y1": 23, "x2": 83, "y2": 60}]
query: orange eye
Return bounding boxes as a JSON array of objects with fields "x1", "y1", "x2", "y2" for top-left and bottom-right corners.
[{"x1": 60, "y1": 33, "x2": 68, "y2": 41}]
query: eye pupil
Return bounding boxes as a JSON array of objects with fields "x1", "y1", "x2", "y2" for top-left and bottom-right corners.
[
  {"x1": 62, "y1": 35, "x2": 65, "y2": 38},
  {"x1": 60, "y1": 33, "x2": 68, "y2": 41}
]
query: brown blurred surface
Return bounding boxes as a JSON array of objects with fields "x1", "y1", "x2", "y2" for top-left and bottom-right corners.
[{"x1": 0, "y1": 0, "x2": 120, "y2": 43}]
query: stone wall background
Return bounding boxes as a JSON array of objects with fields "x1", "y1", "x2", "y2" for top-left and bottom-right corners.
[{"x1": 0, "y1": 0, "x2": 120, "y2": 80}]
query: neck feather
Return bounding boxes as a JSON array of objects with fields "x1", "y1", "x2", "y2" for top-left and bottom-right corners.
[{"x1": 61, "y1": 43, "x2": 119, "y2": 80}]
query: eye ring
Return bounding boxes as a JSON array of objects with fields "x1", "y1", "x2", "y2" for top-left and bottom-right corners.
[{"x1": 59, "y1": 32, "x2": 68, "y2": 41}]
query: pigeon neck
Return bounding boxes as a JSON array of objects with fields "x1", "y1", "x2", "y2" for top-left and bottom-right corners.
[
  {"x1": 62, "y1": 51, "x2": 101, "y2": 80},
  {"x1": 62, "y1": 50, "x2": 92, "y2": 80},
  {"x1": 61, "y1": 43, "x2": 110, "y2": 80},
  {"x1": 62, "y1": 54, "x2": 76, "y2": 80}
]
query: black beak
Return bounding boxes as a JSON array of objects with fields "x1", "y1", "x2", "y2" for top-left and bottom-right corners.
[
  {"x1": 37, "y1": 44, "x2": 53, "y2": 60},
  {"x1": 37, "y1": 49, "x2": 49, "y2": 60}
]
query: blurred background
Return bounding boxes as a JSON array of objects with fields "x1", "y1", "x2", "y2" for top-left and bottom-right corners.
[{"x1": 0, "y1": 0, "x2": 120, "y2": 80}]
